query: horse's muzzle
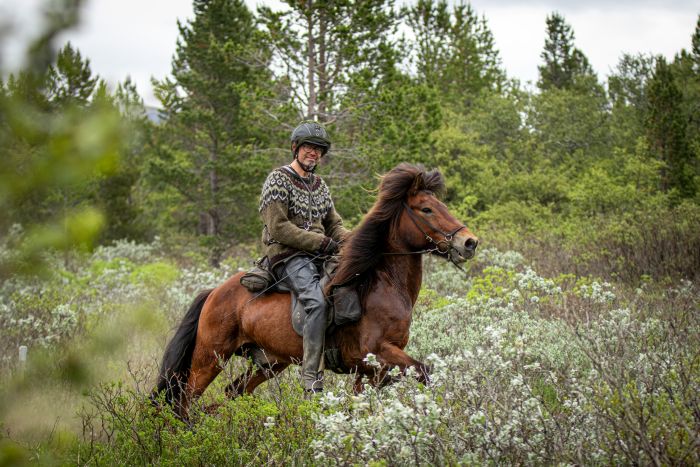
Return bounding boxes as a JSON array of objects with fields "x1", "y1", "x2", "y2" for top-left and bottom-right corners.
[{"x1": 449, "y1": 232, "x2": 479, "y2": 262}]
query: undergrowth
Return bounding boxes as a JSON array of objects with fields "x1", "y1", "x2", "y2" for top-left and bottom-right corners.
[{"x1": 0, "y1": 239, "x2": 698, "y2": 465}]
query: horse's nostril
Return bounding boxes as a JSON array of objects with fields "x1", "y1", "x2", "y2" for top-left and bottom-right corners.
[{"x1": 465, "y1": 238, "x2": 478, "y2": 250}]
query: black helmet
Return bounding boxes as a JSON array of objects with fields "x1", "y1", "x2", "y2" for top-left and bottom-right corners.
[{"x1": 291, "y1": 121, "x2": 331, "y2": 155}]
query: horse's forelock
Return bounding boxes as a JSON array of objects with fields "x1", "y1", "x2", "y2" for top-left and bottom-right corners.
[
  {"x1": 379, "y1": 163, "x2": 444, "y2": 201},
  {"x1": 422, "y1": 169, "x2": 445, "y2": 196}
]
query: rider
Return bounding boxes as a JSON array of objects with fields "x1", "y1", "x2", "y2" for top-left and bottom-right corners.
[{"x1": 258, "y1": 121, "x2": 350, "y2": 393}]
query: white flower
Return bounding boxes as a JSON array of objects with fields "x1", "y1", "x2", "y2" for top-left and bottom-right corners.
[{"x1": 363, "y1": 352, "x2": 381, "y2": 368}]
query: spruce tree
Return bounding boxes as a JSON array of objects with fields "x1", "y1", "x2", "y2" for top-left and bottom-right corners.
[
  {"x1": 646, "y1": 57, "x2": 694, "y2": 198},
  {"x1": 537, "y1": 12, "x2": 596, "y2": 92},
  {"x1": 150, "y1": 0, "x2": 276, "y2": 263}
]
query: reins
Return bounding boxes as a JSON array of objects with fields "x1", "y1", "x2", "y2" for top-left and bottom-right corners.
[{"x1": 245, "y1": 252, "x2": 325, "y2": 304}]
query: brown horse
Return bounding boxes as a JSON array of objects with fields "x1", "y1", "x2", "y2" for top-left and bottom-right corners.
[{"x1": 153, "y1": 163, "x2": 478, "y2": 417}]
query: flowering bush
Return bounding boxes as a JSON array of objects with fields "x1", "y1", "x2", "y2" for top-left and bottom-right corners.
[
  {"x1": 0, "y1": 238, "x2": 234, "y2": 365},
  {"x1": 307, "y1": 249, "x2": 699, "y2": 465},
  {"x1": 0, "y1": 242, "x2": 697, "y2": 465}
]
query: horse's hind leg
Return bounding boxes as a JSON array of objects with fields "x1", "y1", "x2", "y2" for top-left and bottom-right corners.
[
  {"x1": 225, "y1": 362, "x2": 289, "y2": 398},
  {"x1": 181, "y1": 342, "x2": 237, "y2": 418}
]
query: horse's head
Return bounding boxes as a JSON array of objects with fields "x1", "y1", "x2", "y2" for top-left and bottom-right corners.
[
  {"x1": 402, "y1": 189, "x2": 479, "y2": 262},
  {"x1": 331, "y1": 163, "x2": 478, "y2": 293}
]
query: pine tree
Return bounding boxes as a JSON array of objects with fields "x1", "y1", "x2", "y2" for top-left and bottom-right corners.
[
  {"x1": 259, "y1": 0, "x2": 399, "y2": 122},
  {"x1": 45, "y1": 42, "x2": 98, "y2": 107},
  {"x1": 646, "y1": 57, "x2": 694, "y2": 198},
  {"x1": 537, "y1": 12, "x2": 596, "y2": 92},
  {"x1": 150, "y1": 0, "x2": 277, "y2": 263},
  {"x1": 406, "y1": 0, "x2": 504, "y2": 108}
]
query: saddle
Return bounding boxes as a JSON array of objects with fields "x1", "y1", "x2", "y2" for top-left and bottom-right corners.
[{"x1": 241, "y1": 256, "x2": 362, "y2": 336}]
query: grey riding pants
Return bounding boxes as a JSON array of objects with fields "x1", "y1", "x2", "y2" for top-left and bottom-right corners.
[{"x1": 278, "y1": 255, "x2": 328, "y2": 390}]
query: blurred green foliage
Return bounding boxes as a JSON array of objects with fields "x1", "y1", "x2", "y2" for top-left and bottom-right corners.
[
  {"x1": 0, "y1": 1, "x2": 125, "y2": 279},
  {"x1": 129, "y1": 261, "x2": 180, "y2": 288}
]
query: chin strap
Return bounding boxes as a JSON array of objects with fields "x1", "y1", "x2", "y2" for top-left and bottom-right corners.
[{"x1": 294, "y1": 153, "x2": 317, "y2": 174}]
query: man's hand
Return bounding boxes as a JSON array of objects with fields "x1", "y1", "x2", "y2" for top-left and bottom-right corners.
[{"x1": 320, "y1": 237, "x2": 340, "y2": 255}]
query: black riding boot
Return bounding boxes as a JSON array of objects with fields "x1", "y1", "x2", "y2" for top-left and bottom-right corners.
[
  {"x1": 280, "y1": 256, "x2": 327, "y2": 391},
  {"x1": 302, "y1": 303, "x2": 326, "y2": 391}
]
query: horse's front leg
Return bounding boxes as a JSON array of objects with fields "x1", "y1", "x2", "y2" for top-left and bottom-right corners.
[{"x1": 373, "y1": 343, "x2": 431, "y2": 384}]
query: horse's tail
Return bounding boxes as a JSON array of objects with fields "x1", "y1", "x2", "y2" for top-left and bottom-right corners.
[{"x1": 152, "y1": 289, "x2": 213, "y2": 407}]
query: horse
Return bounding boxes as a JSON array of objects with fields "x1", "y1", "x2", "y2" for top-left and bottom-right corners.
[{"x1": 153, "y1": 163, "x2": 479, "y2": 418}]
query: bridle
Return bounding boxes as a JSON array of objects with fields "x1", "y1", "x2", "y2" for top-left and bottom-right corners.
[
  {"x1": 377, "y1": 201, "x2": 463, "y2": 260},
  {"x1": 401, "y1": 201, "x2": 465, "y2": 252},
  {"x1": 383, "y1": 202, "x2": 469, "y2": 274}
]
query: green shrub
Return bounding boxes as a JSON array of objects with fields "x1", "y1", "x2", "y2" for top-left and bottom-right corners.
[
  {"x1": 1, "y1": 241, "x2": 697, "y2": 465},
  {"x1": 130, "y1": 261, "x2": 180, "y2": 288}
]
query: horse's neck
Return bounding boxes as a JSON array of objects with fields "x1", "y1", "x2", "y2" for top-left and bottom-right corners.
[{"x1": 382, "y1": 254, "x2": 423, "y2": 305}]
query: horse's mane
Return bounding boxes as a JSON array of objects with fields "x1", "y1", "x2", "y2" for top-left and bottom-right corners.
[{"x1": 330, "y1": 163, "x2": 445, "y2": 294}]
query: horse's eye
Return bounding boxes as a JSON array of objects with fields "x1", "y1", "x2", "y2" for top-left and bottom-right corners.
[{"x1": 421, "y1": 207, "x2": 432, "y2": 214}]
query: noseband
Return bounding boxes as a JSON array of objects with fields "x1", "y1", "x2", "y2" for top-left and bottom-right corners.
[{"x1": 401, "y1": 202, "x2": 465, "y2": 254}]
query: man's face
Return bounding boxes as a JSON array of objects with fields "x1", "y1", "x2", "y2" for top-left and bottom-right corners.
[{"x1": 297, "y1": 142, "x2": 324, "y2": 170}]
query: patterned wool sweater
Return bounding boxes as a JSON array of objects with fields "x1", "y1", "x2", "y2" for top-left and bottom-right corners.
[{"x1": 259, "y1": 166, "x2": 350, "y2": 266}]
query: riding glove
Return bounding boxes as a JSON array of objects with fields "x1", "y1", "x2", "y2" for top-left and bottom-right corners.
[{"x1": 320, "y1": 237, "x2": 340, "y2": 255}]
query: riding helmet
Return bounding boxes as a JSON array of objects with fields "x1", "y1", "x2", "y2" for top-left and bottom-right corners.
[{"x1": 291, "y1": 121, "x2": 331, "y2": 155}]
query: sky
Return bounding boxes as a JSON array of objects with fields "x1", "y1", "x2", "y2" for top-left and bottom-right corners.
[{"x1": 0, "y1": 0, "x2": 697, "y2": 107}]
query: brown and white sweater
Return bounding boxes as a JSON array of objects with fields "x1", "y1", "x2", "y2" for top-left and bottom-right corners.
[{"x1": 259, "y1": 166, "x2": 350, "y2": 266}]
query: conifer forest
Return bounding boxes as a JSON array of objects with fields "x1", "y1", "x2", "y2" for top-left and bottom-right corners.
[{"x1": 1, "y1": 0, "x2": 699, "y2": 464}]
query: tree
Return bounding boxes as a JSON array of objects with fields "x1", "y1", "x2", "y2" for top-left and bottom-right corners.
[
  {"x1": 646, "y1": 57, "x2": 694, "y2": 198},
  {"x1": 537, "y1": 12, "x2": 597, "y2": 92},
  {"x1": 149, "y1": 0, "x2": 277, "y2": 264},
  {"x1": 528, "y1": 85, "x2": 610, "y2": 170},
  {"x1": 0, "y1": 0, "x2": 123, "y2": 277},
  {"x1": 259, "y1": 0, "x2": 399, "y2": 122},
  {"x1": 608, "y1": 53, "x2": 656, "y2": 153},
  {"x1": 405, "y1": 0, "x2": 504, "y2": 109},
  {"x1": 609, "y1": 54, "x2": 656, "y2": 111},
  {"x1": 93, "y1": 77, "x2": 149, "y2": 243},
  {"x1": 6, "y1": 41, "x2": 113, "y2": 228},
  {"x1": 45, "y1": 42, "x2": 98, "y2": 107},
  {"x1": 692, "y1": 14, "x2": 700, "y2": 73},
  {"x1": 675, "y1": 15, "x2": 700, "y2": 196}
]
